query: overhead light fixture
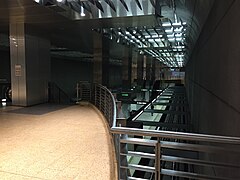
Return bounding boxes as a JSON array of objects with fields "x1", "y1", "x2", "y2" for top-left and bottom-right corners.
[
  {"x1": 173, "y1": 46, "x2": 185, "y2": 49},
  {"x1": 155, "y1": 39, "x2": 162, "y2": 42},
  {"x1": 175, "y1": 54, "x2": 184, "y2": 57},
  {"x1": 175, "y1": 33, "x2": 182, "y2": 37},
  {"x1": 165, "y1": 27, "x2": 173, "y2": 33},
  {"x1": 168, "y1": 38, "x2": 175, "y2": 42},
  {"x1": 172, "y1": 22, "x2": 182, "y2": 26},
  {"x1": 167, "y1": 34, "x2": 174, "y2": 38},
  {"x1": 80, "y1": 6, "x2": 85, "y2": 16},
  {"x1": 174, "y1": 26, "x2": 183, "y2": 32},
  {"x1": 176, "y1": 38, "x2": 182, "y2": 41},
  {"x1": 162, "y1": 22, "x2": 171, "y2": 27},
  {"x1": 57, "y1": 0, "x2": 63, "y2": 2}
]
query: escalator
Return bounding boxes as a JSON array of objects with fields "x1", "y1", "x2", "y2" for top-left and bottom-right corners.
[{"x1": 0, "y1": 81, "x2": 11, "y2": 106}]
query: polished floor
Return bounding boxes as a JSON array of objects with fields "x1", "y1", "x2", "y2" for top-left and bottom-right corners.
[{"x1": 0, "y1": 104, "x2": 116, "y2": 180}]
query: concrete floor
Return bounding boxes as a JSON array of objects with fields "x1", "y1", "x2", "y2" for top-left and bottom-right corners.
[{"x1": 0, "y1": 104, "x2": 117, "y2": 180}]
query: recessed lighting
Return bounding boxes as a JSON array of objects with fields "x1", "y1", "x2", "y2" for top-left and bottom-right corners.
[
  {"x1": 165, "y1": 27, "x2": 173, "y2": 33},
  {"x1": 172, "y1": 22, "x2": 182, "y2": 26},
  {"x1": 162, "y1": 22, "x2": 171, "y2": 27},
  {"x1": 80, "y1": 6, "x2": 85, "y2": 16},
  {"x1": 176, "y1": 38, "x2": 182, "y2": 41}
]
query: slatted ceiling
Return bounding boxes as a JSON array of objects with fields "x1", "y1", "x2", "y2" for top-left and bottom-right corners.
[
  {"x1": 0, "y1": 0, "x2": 211, "y2": 68},
  {"x1": 34, "y1": 0, "x2": 188, "y2": 67}
]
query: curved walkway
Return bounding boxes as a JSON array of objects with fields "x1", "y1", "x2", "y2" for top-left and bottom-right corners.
[{"x1": 0, "y1": 104, "x2": 116, "y2": 180}]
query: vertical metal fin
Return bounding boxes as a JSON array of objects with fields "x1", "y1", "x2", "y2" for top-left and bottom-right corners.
[
  {"x1": 71, "y1": 1, "x2": 84, "y2": 13},
  {"x1": 88, "y1": 0, "x2": 104, "y2": 13},
  {"x1": 134, "y1": 0, "x2": 142, "y2": 10},
  {"x1": 78, "y1": 1, "x2": 92, "y2": 14},
  {"x1": 119, "y1": 0, "x2": 129, "y2": 11},
  {"x1": 104, "y1": 0, "x2": 116, "y2": 12},
  {"x1": 95, "y1": 1, "x2": 105, "y2": 13}
]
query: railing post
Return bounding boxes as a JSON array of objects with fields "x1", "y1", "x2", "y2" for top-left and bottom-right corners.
[
  {"x1": 76, "y1": 83, "x2": 79, "y2": 103},
  {"x1": 100, "y1": 86, "x2": 102, "y2": 110},
  {"x1": 89, "y1": 83, "x2": 92, "y2": 101},
  {"x1": 58, "y1": 88, "x2": 60, "y2": 103},
  {"x1": 104, "y1": 89, "x2": 107, "y2": 118},
  {"x1": 119, "y1": 133, "x2": 128, "y2": 180},
  {"x1": 114, "y1": 134, "x2": 121, "y2": 180},
  {"x1": 156, "y1": 137, "x2": 161, "y2": 180}
]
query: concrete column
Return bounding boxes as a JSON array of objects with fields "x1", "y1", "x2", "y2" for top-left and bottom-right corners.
[
  {"x1": 152, "y1": 58, "x2": 156, "y2": 82},
  {"x1": 137, "y1": 54, "x2": 144, "y2": 87},
  {"x1": 146, "y1": 56, "x2": 152, "y2": 88},
  {"x1": 93, "y1": 32, "x2": 109, "y2": 86},
  {"x1": 155, "y1": 60, "x2": 161, "y2": 80},
  {"x1": 131, "y1": 50, "x2": 138, "y2": 86},
  {"x1": 122, "y1": 47, "x2": 132, "y2": 89},
  {"x1": 10, "y1": 22, "x2": 50, "y2": 106}
]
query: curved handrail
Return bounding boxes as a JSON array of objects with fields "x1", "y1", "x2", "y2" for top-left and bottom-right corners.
[
  {"x1": 111, "y1": 127, "x2": 240, "y2": 144},
  {"x1": 76, "y1": 82, "x2": 116, "y2": 126},
  {"x1": 77, "y1": 82, "x2": 240, "y2": 180},
  {"x1": 96, "y1": 83, "x2": 117, "y2": 127}
]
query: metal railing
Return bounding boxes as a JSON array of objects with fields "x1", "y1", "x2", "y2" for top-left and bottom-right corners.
[
  {"x1": 76, "y1": 82, "x2": 116, "y2": 127},
  {"x1": 77, "y1": 82, "x2": 240, "y2": 180}
]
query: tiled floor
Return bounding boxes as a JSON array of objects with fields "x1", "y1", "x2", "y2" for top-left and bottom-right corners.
[{"x1": 0, "y1": 104, "x2": 117, "y2": 180}]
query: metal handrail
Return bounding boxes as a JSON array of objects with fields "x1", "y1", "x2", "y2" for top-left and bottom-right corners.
[
  {"x1": 111, "y1": 127, "x2": 240, "y2": 144},
  {"x1": 77, "y1": 82, "x2": 240, "y2": 180}
]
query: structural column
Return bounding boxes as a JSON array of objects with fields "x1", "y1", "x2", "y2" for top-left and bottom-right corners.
[
  {"x1": 93, "y1": 32, "x2": 109, "y2": 86},
  {"x1": 155, "y1": 60, "x2": 161, "y2": 80},
  {"x1": 137, "y1": 54, "x2": 144, "y2": 87},
  {"x1": 131, "y1": 50, "x2": 138, "y2": 87},
  {"x1": 145, "y1": 56, "x2": 152, "y2": 88},
  {"x1": 151, "y1": 58, "x2": 156, "y2": 83},
  {"x1": 10, "y1": 22, "x2": 50, "y2": 106},
  {"x1": 122, "y1": 47, "x2": 132, "y2": 89}
]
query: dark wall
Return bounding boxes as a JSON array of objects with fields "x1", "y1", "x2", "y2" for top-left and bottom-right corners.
[
  {"x1": 186, "y1": 0, "x2": 240, "y2": 136},
  {"x1": 51, "y1": 58, "x2": 93, "y2": 98},
  {"x1": 108, "y1": 64, "x2": 122, "y2": 89},
  {"x1": 0, "y1": 50, "x2": 10, "y2": 82}
]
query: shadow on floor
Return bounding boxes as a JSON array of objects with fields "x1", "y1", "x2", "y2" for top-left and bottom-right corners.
[{"x1": 7, "y1": 103, "x2": 71, "y2": 115}]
